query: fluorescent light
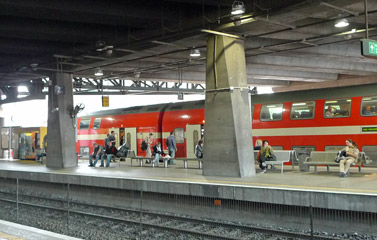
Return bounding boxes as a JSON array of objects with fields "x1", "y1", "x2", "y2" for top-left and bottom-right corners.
[
  {"x1": 351, "y1": 28, "x2": 356, "y2": 33},
  {"x1": 326, "y1": 101, "x2": 338, "y2": 104},
  {"x1": 94, "y1": 67, "x2": 103, "y2": 76},
  {"x1": 106, "y1": 117, "x2": 114, "y2": 121},
  {"x1": 292, "y1": 103, "x2": 306, "y2": 106},
  {"x1": 18, "y1": 86, "x2": 29, "y2": 93},
  {"x1": 335, "y1": 19, "x2": 349, "y2": 28},
  {"x1": 190, "y1": 48, "x2": 201, "y2": 57},
  {"x1": 231, "y1": 1, "x2": 245, "y2": 15},
  {"x1": 267, "y1": 105, "x2": 276, "y2": 108},
  {"x1": 181, "y1": 115, "x2": 190, "y2": 119}
]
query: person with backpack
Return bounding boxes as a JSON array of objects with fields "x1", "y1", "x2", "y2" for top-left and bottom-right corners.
[
  {"x1": 144, "y1": 133, "x2": 153, "y2": 163},
  {"x1": 195, "y1": 140, "x2": 203, "y2": 159},
  {"x1": 166, "y1": 131, "x2": 177, "y2": 165}
]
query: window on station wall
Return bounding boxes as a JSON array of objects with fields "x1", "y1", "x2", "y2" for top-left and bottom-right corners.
[
  {"x1": 79, "y1": 118, "x2": 90, "y2": 130},
  {"x1": 323, "y1": 99, "x2": 351, "y2": 118},
  {"x1": 92, "y1": 118, "x2": 102, "y2": 129},
  {"x1": 361, "y1": 96, "x2": 377, "y2": 116},
  {"x1": 260, "y1": 104, "x2": 283, "y2": 121},
  {"x1": 324, "y1": 146, "x2": 344, "y2": 152},
  {"x1": 290, "y1": 101, "x2": 315, "y2": 120},
  {"x1": 174, "y1": 128, "x2": 184, "y2": 144}
]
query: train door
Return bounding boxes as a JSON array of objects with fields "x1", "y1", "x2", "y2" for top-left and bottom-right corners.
[
  {"x1": 124, "y1": 128, "x2": 137, "y2": 153},
  {"x1": 186, "y1": 124, "x2": 201, "y2": 158},
  {"x1": 108, "y1": 128, "x2": 120, "y2": 148}
]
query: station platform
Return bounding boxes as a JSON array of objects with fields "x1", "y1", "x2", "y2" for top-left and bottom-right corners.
[
  {"x1": 1, "y1": 159, "x2": 377, "y2": 235},
  {"x1": 0, "y1": 220, "x2": 80, "y2": 240},
  {"x1": 0, "y1": 159, "x2": 376, "y2": 196}
]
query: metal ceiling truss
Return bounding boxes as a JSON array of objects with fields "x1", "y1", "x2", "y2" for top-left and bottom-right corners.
[{"x1": 72, "y1": 77, "x2": 205, "y2": 95}]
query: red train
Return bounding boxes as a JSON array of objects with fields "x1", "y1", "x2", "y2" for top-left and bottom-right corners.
[{"x1": 77, "y1": 84, "x2": 377, "y2": 162}]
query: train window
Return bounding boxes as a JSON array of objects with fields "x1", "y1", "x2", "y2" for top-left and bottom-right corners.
[
  {"x1": 325, "y1": 146, "x2": 344, "y2": 151},
  {"x1": 290, "y1": 101, "x2": 315, "y2": 120},
  {"x1": 260, "y1": 104, "x2": 283, "y2": 121},
  {"x1": 92, "y1": 118, "x2": 101, "y2": 129},
  {"x1": 323, "y1": 99, "x2": 351, "y2": 118},
  {"x1": 174, "y1": 128, "x2": 184, "y2": 144},
  {"x1": 79, "y1": 119, "x2": 90, "y2": 129},
  {"x1": 361, "y1": 96, "x2": 377, "y2": 116},
  {"x1": 362, "y1": 146, "x2": 377, "y2": 167}
]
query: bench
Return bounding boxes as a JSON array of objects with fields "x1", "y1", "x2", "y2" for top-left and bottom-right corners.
[
  {"x1": 253, "y1": 150, "x2": 298, "y2": 174},
  {"x1": 175, "y1": 158, "x2": 203, "y2": 169},
  {"x1": 303, "y1": 151, "x2": 367, "y2": 174}
]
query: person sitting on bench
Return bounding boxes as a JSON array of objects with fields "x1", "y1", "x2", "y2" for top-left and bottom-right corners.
[
  {"x1": 152, "y1": 142, "x2": 165, "y2": 167},
  {"x1": 258, "y1": 140, "x2": 276, "y2": 173},
  {"x1": 100, "y1": 141, "x2": 118, "y2": 167}
]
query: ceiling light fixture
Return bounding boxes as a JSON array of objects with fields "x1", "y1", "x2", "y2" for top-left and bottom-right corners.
[
  {"x1": 335, "y1": 18, "x2": 349, "y2": 28},
  {"x1": 190, "y1": 48, "x2": 201, "y2": 57},
  {"x1": 231, "y1": 1, "x2": 245, "y2": 15},
  {"x1": 94, "y1": 67, "x2": 103, "y2": 76}
]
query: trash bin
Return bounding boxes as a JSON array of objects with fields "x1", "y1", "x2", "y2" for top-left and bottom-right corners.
[{"x1": 297, "y1": 148, "x2": 311, "y2": 172}]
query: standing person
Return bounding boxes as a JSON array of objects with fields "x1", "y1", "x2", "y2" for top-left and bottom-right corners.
[
  {"x1": 100, "y1": 141, "x2": 118, "y2": 167},
  {"x1": 145, "y1": 133, "x2": 153, "y2": 162},
  {"x1": 338, "y1": 139, "x2": 359, "y2": 177},
  {"x1": 195, "y1": 140, "x2": 203, "y2": 159},
  {"x1": 152, "y1": 142, "x2": 165, "y2": 167},
  {"x1": 104, "y1": 134, "x2": 110, "y2": 147},
  {"x1": 89, "y1": 142, "x2": 102, "y2": 167},
  {"x1": 108, "y1": 131, "x2": 116, "y2": 147},
  {"x1": 258, "y1": 140, "x2": 276, "y2": 173},
  {"x1": 166, "y1": 131, "x2": 177, "y2": 165}
]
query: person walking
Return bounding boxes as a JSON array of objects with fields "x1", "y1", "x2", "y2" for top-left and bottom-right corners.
[
  {"x1": 166, "y1": 131, "x2": 177, "y2": 165},
  {"x1": 195, "y1": 140, "x2": 203, "y2": 159}
]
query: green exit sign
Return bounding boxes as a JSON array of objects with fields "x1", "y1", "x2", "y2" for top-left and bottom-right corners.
[{"x1": 361, "y1": 39, "x2": 377, "y2": 59}]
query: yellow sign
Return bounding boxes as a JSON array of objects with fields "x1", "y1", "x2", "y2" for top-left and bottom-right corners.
[{"x1": 102, "y1": 96, "x2": 109, "y2": 107}]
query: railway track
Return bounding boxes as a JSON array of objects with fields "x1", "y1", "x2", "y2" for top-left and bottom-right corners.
[{"x1": 0, "y1": 190, "x2": 339, "y2": 240}]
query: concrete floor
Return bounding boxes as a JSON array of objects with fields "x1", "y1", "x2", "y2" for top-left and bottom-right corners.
[
  {"x1": 0, "y1": 220, "x2": 80, "y2": 240},
  {"x1": 1, "y1": 159, "x2": 377, "y2": 195}
]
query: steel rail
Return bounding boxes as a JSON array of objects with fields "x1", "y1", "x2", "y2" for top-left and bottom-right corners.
[{"x1": 0, "y1": 192, "x2": 339, "y2": 240}]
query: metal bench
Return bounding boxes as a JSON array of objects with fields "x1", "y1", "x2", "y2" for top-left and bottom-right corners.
[
  {"x1": 175, "y1": 158, "x2": 203, "y2": 169},
  {"x1": 303, "y1": 151, "x2": 366, "y2": 174},
  {"x1": 253, "y1": 150, "x2": 298, "y2": 174}
]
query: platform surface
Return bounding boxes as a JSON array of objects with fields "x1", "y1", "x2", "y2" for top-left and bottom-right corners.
[
  {"x1": 0, "y1": 220, "x2": 81, "y2": 240},
  {"x1": 1, "y1": 159, "x2": 377, "y2": 196}
]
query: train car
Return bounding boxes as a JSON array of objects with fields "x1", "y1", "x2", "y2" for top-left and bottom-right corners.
[{"x1": 76, "y1": 84, "x2": 377, "y2": 163}]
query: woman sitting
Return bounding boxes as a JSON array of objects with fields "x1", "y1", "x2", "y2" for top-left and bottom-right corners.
[
  {"x1": 152, "y1": 142, "x2": 165, "y2": 167},
  {"x1": 338, "y1": 139, "x2": 359, "y2": 177},
  {"x1": 258, "y1": 140, "x2": 276, "y2": 173}
]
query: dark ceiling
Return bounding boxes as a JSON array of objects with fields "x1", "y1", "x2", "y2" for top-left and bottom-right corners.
[{"x1": 1, "y1": 0, "x2": 377, "y2": 100}]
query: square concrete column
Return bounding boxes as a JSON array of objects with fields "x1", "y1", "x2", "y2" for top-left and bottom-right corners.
[
  {"x1": 46, "y1": 73, "x2": 77, "y2": 168},
  {"x1": 203, "y1": 35, "x2": 255, "y2": 177}
]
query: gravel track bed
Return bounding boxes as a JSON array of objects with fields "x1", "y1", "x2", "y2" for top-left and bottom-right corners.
[{"x1": 0, "y1": 186, "x2": 376, "y2": 240}]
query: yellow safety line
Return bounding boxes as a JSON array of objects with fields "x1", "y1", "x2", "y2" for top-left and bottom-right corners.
[
  {"x1": 142, "y1": 176, "x2": 377, "y2": 194},
  {"x1": 0, "y1": 232, "x2": 25, "y2": 240}
]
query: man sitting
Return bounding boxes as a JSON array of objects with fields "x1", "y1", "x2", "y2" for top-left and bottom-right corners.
[
  {"x1": 100, "y1": 142, "x2": 118, "y2": 167},
  {"x1": 89, "y1": 142, "x2": 102, "y2": 167}
]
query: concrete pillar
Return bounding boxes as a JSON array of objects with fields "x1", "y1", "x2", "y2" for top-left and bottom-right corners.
[
  {"x1": 46, "y1": 73, "x2": 77, "y2": 168},
  {"x1": 203, "y1": 35, "x2": 255, "y2": 177}
]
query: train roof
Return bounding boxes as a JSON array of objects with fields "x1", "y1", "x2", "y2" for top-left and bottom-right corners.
[
  {"x1": 79, "y1": 100, "x2": 205, "y2": 118},
  {"x1": 251, "y1": 83, "x2": 377, "y2": 104},
  {"x1": 79, "y1": 83, "x2": 377, "y2": 118}
]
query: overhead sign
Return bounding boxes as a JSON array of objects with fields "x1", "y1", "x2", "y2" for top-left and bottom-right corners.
[
  {"x1": 361, "y1": 39, "x2": 377, "y2": 59},
  {"x1": 102, "y1": 96, "x2": 109, "y2": 107}
]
